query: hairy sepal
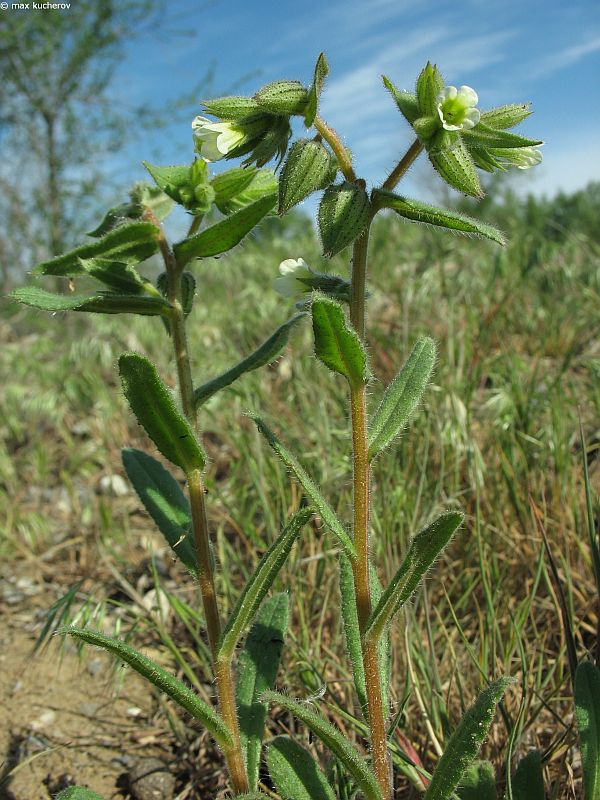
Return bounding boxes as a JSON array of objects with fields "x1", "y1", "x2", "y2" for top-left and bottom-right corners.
[{"x1": 318, "y1": 182, "x2": 371, "y2": 258}]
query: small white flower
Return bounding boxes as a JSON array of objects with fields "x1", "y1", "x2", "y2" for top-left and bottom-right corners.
[
  {"x1": 192, "y1": 116, "x2": 246, "y2": 162},
  {"x1": 436, "y1": 85, "x2": 481, "y2": 131},
  {"x1": 274, "y1": 258, "x2": 314, "y2": 297}
]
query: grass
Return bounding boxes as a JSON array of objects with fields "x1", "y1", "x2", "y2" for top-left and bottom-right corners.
[{"x1": 2, "y1": 194, "x2": 599, "y2": 797}]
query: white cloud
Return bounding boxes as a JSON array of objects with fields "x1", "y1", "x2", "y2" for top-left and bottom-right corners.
[{"x1": 529, "y1": 35, "x2": 600, "y2": 78}]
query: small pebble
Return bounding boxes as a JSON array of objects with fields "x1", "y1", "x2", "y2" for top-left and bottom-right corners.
[
  {"x1": 99, "y1": 474, "x2": 129, "y2": 497},
  {"x1": 129, "y1": 758, "x2": 175, "y2": 800}
]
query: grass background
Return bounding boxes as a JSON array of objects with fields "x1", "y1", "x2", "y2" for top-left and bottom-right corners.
[{"x1": 2, "y1": 182, "x2": 599, "y2": 797}]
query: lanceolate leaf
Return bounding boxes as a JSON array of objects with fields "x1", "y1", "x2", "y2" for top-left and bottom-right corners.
[
  {"x1": 372, "y1": 191, "x2": 505, "y2": 246},
  {"x1": 119, "y1": 354, "x2": 205, "y2": 474},
  {"x1": 368, "y1": 336, "x2": 436, "y2": 460},
  {"x1": 575, "y1": 661, "x2": 600, "y2": 800},
  {"x1": 79, "y1": 258, "x2": 148, "y2": 294},
  {"x1": 32, "y1": 222, "x2": 160, "y2": 276},
  {"x1": 55, "y1": 789, "x2": 107, "y2": 800},
  {"x1": 511, "y1": 751, "x2": 544, "y2": 800},
  {"x1": 457, "y1": 760, "x2": 496, "y2": 800},
  {"x1": 423, "y1": 678, "x2": 515, "y2": 800},
  {"x1": 304, "y1": 52, "x2": 329, "y2": 127},
  {"x1": 382, "y1": 76, "x2": 420, "y2": 124},
  {"x1": 59, "y1": 627, "x2": 233, "y2": 749},
  {"x1": 174, "y1": 193, "x2": 277, "y2": 265},
  {"x1": 10, "y1": 287, "x2": 172, "y2": 317},
  {"x1": 312, "y1": 296, "x2": 366, "y2": 388},
  {"x1": 193, "y1": 314, "x2": 306, "y2": 407},
  {"x1": 462, "y1": 122, "x2": 542, "y2": 150},
  {"x1": 250, "y1": 416, "x2": 356, "y2": 560},
  {"x1": 263, "y1": 691, "x2": 383, "y2": 800},
  {"x1": 121, "y1": 448, "x2": 197, "y2": 576},
  {"x1": 218, "y1": 509, "x2": 312, "y2": 660},
  {"x1": 237, "y1": 594, "x2": 290, "y2": 791},
  {"x1": 366, "y1": 512, "x2": 463, "y2": 643},
  {"x1": 267, "y1": 735, "x2": 337, "y2": 800}
]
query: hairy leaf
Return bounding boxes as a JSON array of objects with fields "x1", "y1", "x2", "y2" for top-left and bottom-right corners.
[
  {"x1": 511, "y1": 751, "x2": 544, "y2": 800},
  {"x1": 219, "y1": 509, "x2": 312, "y2": 660},
  {"x1": 423, "y1": 678, "x2": 515, "y2": 800},
  {"x1": 119, "y1": 354, "x2": 205, "y2": 474},
  {"x1": 457, "y1": 760, "x2": 496, "y2": 800},
  {"x1": 366, "y1": 512, "x2": 463, "y2": 642},
  {"x1": 312, "y1": 296, "x2": 366, "y2": 388},
  {"x1": 59, "y1": 628, "x2": 233, "y2": 748},
  {"x1": 368, "y1": 336, "x2": 436, "y2": 460},
  {"x1": 267, "y1": 735, "x2": 336, "y2": 800},
  {"x1": 194, "y1": 314, "x2": 306, "y2": 407},
  {"x1": 372, "y1": 191, "x2": 505, "y2": 246},
  {"x1": 121, "y1": 449, "x2": 196, "y2": 576},
  {"x1": 174, "y1": 193, "x2": 276, "y2": 265},
  {"x1": 11, "y1": 287, "x2": 171, "y2": 317},
  {"x1": 304, "y1": 52, "x2": 329, "y2": 127},
  {"x1": 79, "y1": 258, "x2": 147, "y2": 294},
  {"x1": 250, "y1": 416, "x2": 356, "y2": 560},
  {"x1": 263, "y1": 691, "x2": 383, "y2": 800},
  {"x1": 237, "y1": 594, "x2": 289, "y2": 790},
  {"x1": 575, "y1": 661, "x2": 600, "y2": 800}
]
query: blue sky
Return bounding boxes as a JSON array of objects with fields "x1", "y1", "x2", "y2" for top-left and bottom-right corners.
[{"x1": 116, "y1": 0, "x2": 600, "y2": 201}]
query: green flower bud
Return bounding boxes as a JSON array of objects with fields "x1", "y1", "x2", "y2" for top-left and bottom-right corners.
[
  {"x1": 202, "y1": 95, "x2": 261, "y2": 119},
  {"x1": 278, "y1": 139, "x2": 336, "y2": 215},
  {"x1": 254, "y1": 80, "x2": 309, "y2": 116},
  {"x1": 416, "y1": 62, "x2": 444, "y2": 117},
  {"x1": 318, "y1": 182, "x2": 371, "y2": 258}
]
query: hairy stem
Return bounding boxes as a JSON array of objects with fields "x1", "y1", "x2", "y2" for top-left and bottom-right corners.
[
  {"x1": 381, "y1": 138, "x2": 423, "y2": 193},
  {"x1": 153, "y1": 215, "x2": 248, "y2": 794},
  {"x1": 314, "y1": 115, "x2": 357, "y2": 183}
]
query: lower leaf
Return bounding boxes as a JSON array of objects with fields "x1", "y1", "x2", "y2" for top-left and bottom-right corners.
[{"x1": 267, "y1": 735, "x2": 336, "y2": 800}]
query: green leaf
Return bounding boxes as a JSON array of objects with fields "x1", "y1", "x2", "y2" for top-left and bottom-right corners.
[
  {"x1": 479, "y1": 103, "x2": 532, "y2": 130},
  {"x1": 267, "y1": 735, "x2": 337, "y2": 800},
  {"x1": 428, "y1": 133, "x2": 483, "y2": 198},
  {"x1": 131, "y1": 182, "x2": 176, "y2": 221},
  {"x1": 119, "y1": 354, "x2": 205, "y2": 474},
  {"x1": 423, "y1": 677, "x2": 515, "y2": 800},
  {"x1": 143, "y1": 162, "x2": 192, "y2": 196},
  {"x1": 305, "y1": 52, "x2": 329, "y2": 127},
  {"x1": 575, "y1": 661, "x2": 600, "y2": 800},
  {"x1": 458, "y1": 760, "x2": 496, "y2": 800},
  {"x1": 318, "y1": 182, "x2": 371, "y2": 258},
  {"x1": 211, "y1": 166, "x2": 258, "y2": 209},
  {"x1": 218, "y1": 509, "x2": 312, "y2": 661},
  {"x1": 121, "y1": 448, "x2": 196, "y2": 577},
  {"x1": 32, "y1": 222, "x2": 160, "y2": 277},
  {"x1": 250, "y1": 416, "x2": 356, "y2": 560},
  {"x1": 59, "y1": 627, "x2": 233, "y2": 749},
  {"x1": 279, "y1": 139, "x2": 335, "y2": 215},
  {"x1": 174, "y1": 193, "x2": 277, "y2": 265},
  {"x1": 511, "y1": 751, "x2": 544, "y2": 800},
  {"x1": 383, "y1": 76, "x2": 420, "y2": 124},
  {"x1": 373, "y1": 190, "x2": 505, "y2": 245},
  {"x1": 236, "y1": 592, "x2": 289, "y2": 789},
  {"x1": 368, "y1": 336, "x2": 436, "y2": 459},
  {"x1": 217, "y1": 169, "x2": 278, "y2": 214},
  {"x1": 366, "y1": 512, "x2": 463, "y2": 643},
  {"x1": 193, "y1": 314, "x2": 306, "y2": 407},
  {"x1": 263, "y1": 691, "x2": 383, "y2": 800},
  {"x1": 463, "y1": 122, "x2": 542, "y2": 150},
  {"x1": 55, "y1": 789, "x2": 107, "y2": 800},
  {"x1": 87, "y1": 202, "x2": 140, "y2": 237},
  {"x1": 312, "y1": 296, "x2": 366, "y2": 388},
  {"x1": 237, "y1": 594, "x2": 290, "y2": 791},
  {"x1": 79, "y1": 258, "x2": 148, "y2": 294},
  {"x1": 10, "y1": 286, "x2": 171, "y2": 317}
]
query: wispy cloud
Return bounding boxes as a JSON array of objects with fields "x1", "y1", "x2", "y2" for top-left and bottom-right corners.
[{"x1": 529, "y1": 35, "x2": 600, "y2": 78}]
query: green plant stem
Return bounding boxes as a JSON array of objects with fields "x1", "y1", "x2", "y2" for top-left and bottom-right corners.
[
  {"x1": 314, "y1": 115, "x2": 357, "y2": 182},
  {"x1": 381, "y1": 138, "x2": 423, "y2": 192},
  {"x1": 154, "y1": 215, "x2": 248, "y2": 794}
]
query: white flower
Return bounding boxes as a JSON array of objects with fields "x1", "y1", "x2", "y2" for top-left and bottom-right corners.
[
  {"x1": 274, "y1": 258, "x2": 314, "y2": 297},
  {"x1": 192, "y1": 116, "x2": 246, "y2": 162},
  {"x1": 436, "y1": 85, "x2": 480, "y2": 131}
]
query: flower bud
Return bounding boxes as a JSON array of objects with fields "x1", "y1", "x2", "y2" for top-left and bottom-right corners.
[
  {"x1": 416, "y1": 62, "x2": 444, "y2": 116},
  {"x1": 254, "y1": 80, "x2": 309, "y2": 116},
  {"x1": 318, "y1": 182, "x2": 371, "y2": 258},
  {"x1": 278, "y1": 139, "x2": 336, "y2": 215},
  {"x1": 202, "y1": 96, "x2": 260, "y2": 119}
]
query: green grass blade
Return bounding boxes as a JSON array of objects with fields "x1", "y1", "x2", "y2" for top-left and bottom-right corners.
[
  {"x1": 575, "y1": 661, "x2": 600, "y2": 800},
  {"x1": 423, "y1": 677, "x2": 515, "y2": 800},
  {"x1": 193, "y1": 314, "x2": 306, "y2": 407},
  {"x1": 267, "y1": 735, "x2": 337, "y2": 800},
  {"x1": 457, "y1": 760, "x2": 496, "y2": 799},
  {"x1": 174, "y1": 193, "x2": 276, "y2": 265},
  {"x1": 368, "y1": 336, "x2": 436, "y2": 460},
  {"x1": 219, "y1": 509, "x2": 312, "y2": 660},
  {"x1": 262, "y1": 690, "x2": 383, "y2": 800},
  {"x1": 119, "y1": 353, "x2": 205, "y2": 474},
  {"x1": 312, "y1": 296, "x2": 366, "y2": 388},
  {"x1": 237, "y1": 594, "x2": 290, "y2": 791},
  {"x1": 580, "y1": 422, "x2": 600, "y2": 614},
  {"x1": 250, "y1": 416, "x2": 356, "y2": 560},
  {"x1": 511, "y1": 751, "x2": 544, "y2": 800},
  {"x1": 58, "y1": 627, "x2": 233, "y2": 749},
  {"x1": 366, "y1": 512, "x2": 463, "y2": 642},
  {"x1": 32, "y1": 221, "x2": 160, "y2": 276},
  {"x1": 121, "y1": 448, "x2": 197, "y2": 576}
]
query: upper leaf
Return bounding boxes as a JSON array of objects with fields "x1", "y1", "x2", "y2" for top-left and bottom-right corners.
[
  {"x1": 383, "y1": 76, "x2": 420, "y2": 125},
  {"x1": 368, "y1": 336, "x2": 436, "y2": 460},
  {"x1": 119, "y1": 353, "x2": 205, "y2": 474},
  {"x1": 32, "y1": 222, "x2": 160, "y2": 277},
  {"x1": 305, "y1": 52, "x2": 329, "y2": 127},
  {"x1": 267, "y1": 735, "x2": 337, "y2": 800},
  {"x1": 312, "y1": 296, "x2": 366, "y2": 388},
  {"x1": 479, "y1": 103, "x2": 532, "y2": 130},
  {"x1": 174, "y1": 192, "x2": 276, "y2": 265},
  {"x1": 10, "y1": 286, "x2": 172, "y2": 317}
]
